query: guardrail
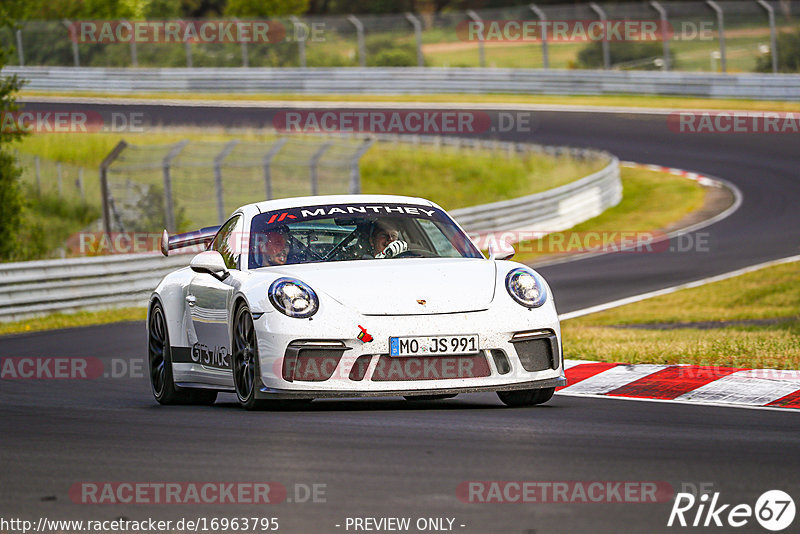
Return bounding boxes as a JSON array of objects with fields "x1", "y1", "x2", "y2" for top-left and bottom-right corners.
[
  {"x1": 451, "y1": 154, "x2": 620, "y2": 235},
  {"x1": 5, "y1": 66, "x2": 800, "y2": 100},
  {"x1": 0, "y1": 254, "x2": 190, "y2": 321},
  {"x1": 0, "y1": 138, "x2": 619, "y2": 322}
]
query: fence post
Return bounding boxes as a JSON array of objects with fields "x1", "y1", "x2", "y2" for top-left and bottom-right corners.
[
  {"x1": 118, "y1": 20, "x2": 138, "y2": 67},
  {"x1": 263, "y1": 138, "x2": 288, "y2": 200},
  {"x1": 289, "y1": 16, "x2": 306, "y2": 67},
  {"x1": 99, "y1": 140, "x2": 128, "y2": 236},
  {"x1": 650, "y1": 1, "x2": 671, "y2": 71},
  {"x1": 231, "y1": 18, "x2": 248, "y2": 68},
  {"x1": 350, "y1": 139, "x2": 374, "y2": 194},
  {"x1": 178, "y1": 20, "x2": 193, "y2": 68},
  {"x1": 213, "y1": 140, "x2": 239, "y2": 225},
  {"x1": 56, "y1": 162, "x2": 63, "y2": 196},
  {"x1": 589, "y1": 3, "x2": 610, "y2": 70},
  {"x1": 15, "y1": 29, "x2": 24, "y2": 66},
  {"x1": 162, "y1": 140, "x2": 188, "y2": 233},
  {"x1": 404, "y1": 13, "x2": 424, "y2": 67},
  {"x1": 347, "y1": 15, "x2": 366, "y2": 67},
  {"x1": 62, "y1": 19, "x2": 80, "y2": 67},
  {"x1": 466, "y1": 10, "x2": 486, "y2": 68},
  {"x1": 706, "y1": 0, "x2": 727, "y2": 73},
  {"x1": 757, "y1": 0, "x2": 778, "y2": 73},
  {"x1": 528, "y1": 4, "x2": 549, "y2": 69},
  {"x1": 77, "y1": 167, "x2": 85, "y2": 201},
  {"x1": 34, "y1": 156, "x2": 40, "y2": 195},
  {"x1": 309, "y1": 142, "x2": 332, "y2": 196}
]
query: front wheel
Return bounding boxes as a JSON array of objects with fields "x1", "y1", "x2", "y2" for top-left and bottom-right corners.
[
  {"x1": 232, "y1": 304, "x2": 271, "y2": 410},
  {"x1": 148, "y1": 301, "x2": 217, "y2": 406},
  {"x1": 497, "y1": 387, "x2": 555, "y2": 407}
]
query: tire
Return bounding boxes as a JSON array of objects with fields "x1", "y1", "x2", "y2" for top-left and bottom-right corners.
[
  {"x1": 232, "y1": 304, "x2": 271, "y2": 410},
  {"x1": 497, "y1": 387, "x2": 555, "y2": 407},
  {"x1": 403, "y1": 394, "x2": 458, "y2": 401},
  {"x1": 148, "y1": 301, "x2": 217, "y2": 406}
]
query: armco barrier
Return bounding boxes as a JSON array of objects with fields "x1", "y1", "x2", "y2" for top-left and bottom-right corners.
[
  {"x1": 5, "y1": 66, "x2": 800, "y2": 100},
  {"x1": 0, "y1": 139, "x2": 619, "y2": 322}
]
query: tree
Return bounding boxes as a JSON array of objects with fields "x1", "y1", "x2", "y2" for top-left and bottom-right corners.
[{"x1": 0, "y1": 1, "x2": 27, "y2": 260}]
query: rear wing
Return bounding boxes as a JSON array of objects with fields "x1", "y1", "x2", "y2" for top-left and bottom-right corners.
[{"x1": 160, "y1": 226, "x2": 220, "y2": 256}]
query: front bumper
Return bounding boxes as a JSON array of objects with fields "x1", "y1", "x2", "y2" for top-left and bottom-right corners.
[
  {"x1": 253, "y1": 304, "x2": 564, "y2": 398},
  {"x1": 256, "y1": 376, "x2": 566, "y2": 399}
]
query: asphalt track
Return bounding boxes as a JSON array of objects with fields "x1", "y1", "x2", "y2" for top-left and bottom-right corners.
[{"x1": 1, "y1": 101, "x2": 799, "y2": 533}]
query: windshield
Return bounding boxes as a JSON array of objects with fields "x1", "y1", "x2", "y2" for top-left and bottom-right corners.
[{"x1": 248, "y1": 202, "x2": 482, "y2": 268}]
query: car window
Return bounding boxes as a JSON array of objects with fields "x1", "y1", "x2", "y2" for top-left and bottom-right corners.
[
  {"x1": 211, "y1": 214, "x2": 242, "y2": 269},
  {"x1": 249, "y1": 203, "x2": 482, "y2": 268}
]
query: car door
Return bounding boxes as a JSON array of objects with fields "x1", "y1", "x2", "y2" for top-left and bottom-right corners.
[{"x1": 186, "y1": 214, "x2": 243, "y2": 382}]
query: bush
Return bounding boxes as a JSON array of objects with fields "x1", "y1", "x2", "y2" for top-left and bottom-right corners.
[
  {"x1": 14, "y1": 185, "x2": 101, "y2": 261},
  {"x1": 577, "y1": 40, "x2": 675, "y2": 70},
  {"x1": 755, "y1": 28, "x2": 800, "y2": 73},
  {"x1": 368, "y1": 48, "x2": 418, "y2": 67},
  {"x1": 365, "y1": 34, "x2": 420, "y2": 67}
]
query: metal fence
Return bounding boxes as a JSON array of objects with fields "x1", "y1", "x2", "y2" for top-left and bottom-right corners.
[
  {"x1": 15, "y1": 152, "x2": 88, "y2": 202},
  {"x1": 10, "y1": 66, "x2": 800, "y2": 99},
  {"x1": 0, "y1": 137, "x2": 619, "y2": 322},
  {"x1": 98, "y1": 137, "x2": 374, "y2": 234},
  {"x1": 2, "y1": 0, "x2": 798, "y2": 73}
]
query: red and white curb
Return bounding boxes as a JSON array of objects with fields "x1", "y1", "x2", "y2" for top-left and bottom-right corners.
[
  {"x1": 620, "y1": 161, "x2": 720, "y2": 188},
  {"x1": 559, "y1": 360, "x2": 800, "y2": 411}
]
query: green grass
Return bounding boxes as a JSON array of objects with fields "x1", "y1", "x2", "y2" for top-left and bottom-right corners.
[
  {"x1": 361, "y1": 144, "x2": 604, "y2": 210},
  {"x1": 15, "y1": 130, "x2": 606, "y2": 218},
  {"x1": 0, "y1": 307, "x2": 147, "y2": 336},
  {"x1": 15, "y1": 188, "x2": 102, "y2": 261},
  {"x1": 514, "y1": 166, "x2": 706, "y2": 264},
  {"x1": 22, "y1": 90, "x2": 800, "y2": 113},
  {"x1": 562, "y1": 261, "x2": 800, "y2": 369}
]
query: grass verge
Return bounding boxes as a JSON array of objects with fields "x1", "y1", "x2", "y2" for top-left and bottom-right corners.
[
  {"x1": 0, "y1": 307, "x2": 146, "y2": 336},
  {"x1": 561, "y1": 261, "x2": 800, "y2": 369},
  {"x1": 515, "y1": 166, "x2": 707, "y2": 264},
  {"x1": 21, "y1": 90, "x2": 800, "y2": 113}
]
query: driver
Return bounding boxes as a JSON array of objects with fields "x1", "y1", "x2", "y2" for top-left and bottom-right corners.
[
  {"x1": 258, "y1": 230, "x2": 290, "y2": 266},
  {"x1": 369, "y1": 219, "x2": 408, "y2": 259}
]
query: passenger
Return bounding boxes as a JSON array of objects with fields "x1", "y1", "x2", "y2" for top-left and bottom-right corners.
[{"x1": 369, "y1": 220, "x2": 408, "y2": 258}]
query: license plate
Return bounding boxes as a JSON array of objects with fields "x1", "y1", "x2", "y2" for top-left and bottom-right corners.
[{"x1": 389, "y1": 334, "x2": 480, "y2": 357}]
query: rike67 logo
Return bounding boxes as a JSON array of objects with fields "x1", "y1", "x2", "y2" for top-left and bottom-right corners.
[{"x1": 668, "y1": 490, "x2": 795, "y2": 531}]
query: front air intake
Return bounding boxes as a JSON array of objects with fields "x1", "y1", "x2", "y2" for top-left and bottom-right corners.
[
  {"x1": 510, "y1": 331, "x2": 559, "y2": 372},
  {"x1": 282, "y1": 341, "x2": 351, "y2": 382}
]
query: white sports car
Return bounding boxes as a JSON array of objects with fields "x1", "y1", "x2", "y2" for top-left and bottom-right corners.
[{"x1": 148, "y1": 194, "x2": 565, "y2": 410}]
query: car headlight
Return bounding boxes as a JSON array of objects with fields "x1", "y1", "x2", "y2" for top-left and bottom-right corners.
[
  {"x1": 269, "y1": 278, "x2": 319, "y2": 318},
  {"x1": 505, "y1": 268, "x2": 547, "y2": 308}
]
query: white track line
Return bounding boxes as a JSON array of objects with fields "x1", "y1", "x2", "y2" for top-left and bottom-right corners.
[
  {"x1": 559, "y1": 254, "x2": 800, "y2": 321},
  {"x1": 533, "y1": 162, "x2": 743, "y2": 269},
  {"x1": 555, "y1": 391, "x2": 800, "y2": 413}
]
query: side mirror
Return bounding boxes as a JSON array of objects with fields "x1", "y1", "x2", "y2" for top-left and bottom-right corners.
[
  {"x1": 190, "y1": 251, "x2": 229, "y2": 280},
  {"x1": 488, "y1": 241, "x2": 515, "y2": 261}
]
